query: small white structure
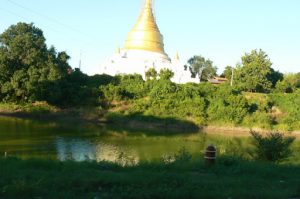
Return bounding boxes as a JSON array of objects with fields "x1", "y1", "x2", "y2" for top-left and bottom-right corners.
[{"x1": 100, "y1": 0, "x2": 198, "y2": 84}]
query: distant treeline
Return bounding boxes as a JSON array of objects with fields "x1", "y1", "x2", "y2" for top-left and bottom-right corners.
[{"x1": 1, "y1": 23, "x2": 300, "y2": 130}]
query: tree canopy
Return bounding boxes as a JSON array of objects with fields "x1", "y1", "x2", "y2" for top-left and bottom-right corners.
[
  {"x1": 234, "y1": 49, "x2": 282, "y2": 93},
  {"x1": 0, "y1": 22, "x2": 98, "y2": 107},
  {"x1": 145, "y1": 68, "x2": 158, "y2": 81},
  {"x1": 275, "y1": 73, "x2": 300, "y2": 93},
  {"x1": 185, "y1": 55, "x2": 217, "y2": 82},
  {"x1": 221, "y1": 66, "x2": 233, "y2": 80},
  {"x1": 0, "y1": 23, "x2": 72, "y2": 102},
  {"x1": 158, "y1": 68, "x2": 174, "y2": 81}
]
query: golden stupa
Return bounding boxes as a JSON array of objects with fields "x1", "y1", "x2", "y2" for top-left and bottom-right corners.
[
  {"x1": 124, "y1": 0, "x2": 168, "y2": 56},
  {"x1": 101, "y1": 0, "x2": 198, "y2": 84}
]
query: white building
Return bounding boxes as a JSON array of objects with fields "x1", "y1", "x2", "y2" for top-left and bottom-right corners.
[{"x1": 100, "y1": 0, "x2": 198, "y2": 84}]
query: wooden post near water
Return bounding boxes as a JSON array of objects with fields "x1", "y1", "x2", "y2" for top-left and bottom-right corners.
[{"x1": 204, "y1": 145, "x2": 216, "y2": 166}]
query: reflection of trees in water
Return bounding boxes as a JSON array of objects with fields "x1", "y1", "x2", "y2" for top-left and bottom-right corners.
[
  {"x1": 55, "y1": 137, "x2": 139, "y2": 164},
  {"x1": 95, "y1": 143, "x2": 139, "y2": 166},
  {"x1": 56, "y1": 137, "x2": 96, "y2": 161}
]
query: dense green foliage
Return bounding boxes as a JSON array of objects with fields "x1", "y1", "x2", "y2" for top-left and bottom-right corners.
[
  {"x1": 0, "y1": 23, "x2": 98, "y2": 107},
  {"x1": 221, "y1": 65, "x2": 233, "y2": 80},
  {"x1": 99, "y1": 74, "x2": 300, "y2": 130},
  {"x1": 158, "y1": 68, "x2": 174, "y2": 80},
  {"x1": 100, "y1": 75, "x2": 250, "y2": 126},
  {"x1": 145, "y1": 67, "x2": 158, "y2": 81},
  {"x1": 275, "y1": 73, "x2": 300, "y2": 93},
  {"x1": 250, "y1": 131, "x2": 295, "y2": 162},
  {"x1": 1, "y1": 23, "x2": 300, "y2": 130},
  {"x1": 207, "y1": 85, "x2": 249, "y2": 124},
  {"x1": 271, "y1": 90, "x2": 300, "y2": 130},
  {"x1": 233, "y1": 49, "x2": 283, "y2": 93},
  {"x1": 0, "y1": 23, "x2": 67, "y2": 103}
]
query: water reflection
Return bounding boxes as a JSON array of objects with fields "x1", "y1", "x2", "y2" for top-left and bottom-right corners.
[
  {"x1": 55, "y1": 137, "x2": 139, "y2": 164},
  {"x1": 0, "y1": 116, "x2": 231, "y2": 164},
  {"x1": 56, "y1": 137, "x2": 96, "y2": 161}
]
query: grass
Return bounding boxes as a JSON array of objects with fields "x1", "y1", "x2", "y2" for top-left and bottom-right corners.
[
  {"x1": 1, "y1": 110, "x2": 300, "y2": 198},
  {"x1": 0, "y1": 102, "x2": 201, "y2": 134},
  {"x1": 0, "y1": 102, "x2": 105, "y2": 125},
  {"x1": 1, "y1": 101, "x2": 300, "y2": 134},
  {"x1": 1, "y1": 155, "x2": 300, "y2": 199},
  {"x1": 105, "y1": 112, "x2": 200, "y2": 134},
  {"x1": 0, "y1": 102, "x2": 57, "y2": 113}
]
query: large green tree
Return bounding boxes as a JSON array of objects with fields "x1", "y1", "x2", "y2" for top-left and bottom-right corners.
[
  {"x1": 185, "y1": 55, "x2": 217, "y2": 82},
  {"x1": 0, "y1": 22, "x2": 71, "y2": 102},
  {"x1": 234, "y1": 49, "x2": 282, "y2": 93}
]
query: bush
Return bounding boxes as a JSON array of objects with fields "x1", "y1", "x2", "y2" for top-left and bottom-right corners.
[
  {"x1": 207, "y1": 85, "x2": 249, "y2": 124},
  {"x1": 100, "y1": 74, "x2": 147, "y2": 103},
  {"x1": 250, "y1": 130, "x2": 295, "y2": 163},
  {"x1": 243, "y1": 112, "x2": 273, "y2": 129}
]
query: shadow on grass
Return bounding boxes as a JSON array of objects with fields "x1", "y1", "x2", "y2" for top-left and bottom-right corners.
[
  {"x1": 105, "y1": 112, "x2": 201, "y2": 135},
  {"x1": 1, "y1": 156, "x2": 300, "y2": 199},
  {"x1": 0, "y1": 109, "x2": 202, "y2": 136},
  {"x1": 0, "y1": 111, "x2": 76, "y2": 124},
  {"x1": 0, "y1": 107, "x2": 101, "y2": 125}
]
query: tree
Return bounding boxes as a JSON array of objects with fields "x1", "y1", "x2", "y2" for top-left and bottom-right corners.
[
  {"x1": 0, "y1": 22, "x2": 71, "y2": 103},
  {"x1": 234, "y1": 49, "x2": 282, "y2": 93},
  {"x1": 276, "y1": 73, "x2": 300, "y2": 93},
  {"x1": 185, "y1": 55, "x2": 217, "y2": 82},
  {"x1": 159, "y1": 68, "x2": 174, "y2": 81},
  {"x1": 221, "y1": 66, "x2": 234, "y2": 86},
  {"x1": 268, "y1": 68, "x2": 283, "y2": 88},
  {"x1": 221, "y1": 66, "x2": 233, "y2": 80},
  {"x1": 145, "y1": 68, "x2": 158, "y2": 81}
]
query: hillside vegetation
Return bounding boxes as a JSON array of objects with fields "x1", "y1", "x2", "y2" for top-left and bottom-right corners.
[
  {"x1": 1, "y1": 23, "x2": 300, "y2": 131},
  {"x1": 99, "y1": 74, "x2": 300, "y2": 131}
]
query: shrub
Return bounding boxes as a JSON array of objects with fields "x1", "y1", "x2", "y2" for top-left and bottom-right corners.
[
  {"x1": 207, "y1": 85, "x2": 249, "y2": 124},
  {"x1": 250, "y1": 130, "x2": 295, "y2": 163},
  {"x1": 243, "y1": 112, "x2": 273, "y2": 129}
]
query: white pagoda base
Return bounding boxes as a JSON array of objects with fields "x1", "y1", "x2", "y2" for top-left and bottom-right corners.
[{"x1": 100, "y1": 49, "x2": 199, "y2": 84}]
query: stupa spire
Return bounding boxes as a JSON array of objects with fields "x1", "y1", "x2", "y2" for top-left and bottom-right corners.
[
  {"x1": 145, "y1": 0, "x2": 152, "y2": 9},
  {"x1": 124, "y1": 0, "x2": 168, "y2": 56}
]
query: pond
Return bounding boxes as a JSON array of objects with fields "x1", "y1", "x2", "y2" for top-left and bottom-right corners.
[{"x1": 1, "y1": 116, "x2": 295, "y2": 164}]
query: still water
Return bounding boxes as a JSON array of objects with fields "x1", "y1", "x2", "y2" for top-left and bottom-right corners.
[{"x1": 0, "y1": 116, "x2": 251, "y2": 163}]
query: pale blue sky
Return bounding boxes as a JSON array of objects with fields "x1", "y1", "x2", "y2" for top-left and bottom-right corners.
[{"x1": 0, "y1": 0, "x2": 299, "y2": 75}]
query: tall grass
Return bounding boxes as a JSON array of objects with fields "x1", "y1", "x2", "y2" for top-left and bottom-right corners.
[{"x1": 1, "y1": 151, "x2": 300, "y2": 199}]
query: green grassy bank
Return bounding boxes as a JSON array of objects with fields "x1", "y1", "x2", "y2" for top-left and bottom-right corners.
[
  {"x1": 1, "y1": 101, "x2": 300, "y2": 135},
  {"x1": 1, "y1": 156, "x2": 300, "y2": 199},
  {"x1": 0, "y1": 102, "x2": 106, "y2": 125}
]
